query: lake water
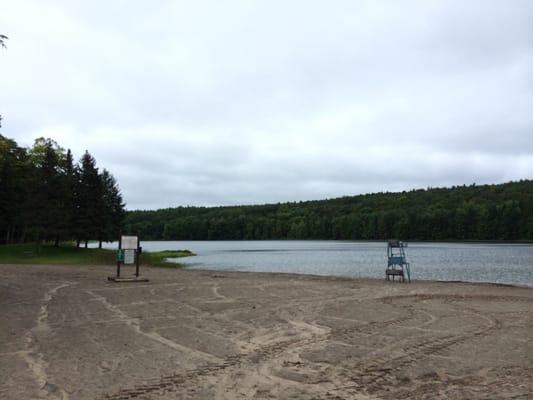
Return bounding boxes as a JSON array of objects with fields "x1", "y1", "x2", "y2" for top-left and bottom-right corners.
[{"x1": 100, "y1": 240, "x2": 533, "y2": 287}]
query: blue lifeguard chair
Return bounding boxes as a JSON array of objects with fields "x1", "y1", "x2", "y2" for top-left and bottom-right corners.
[{"x1": 386, "y1": 240, "x2": 411, "y2": 282}]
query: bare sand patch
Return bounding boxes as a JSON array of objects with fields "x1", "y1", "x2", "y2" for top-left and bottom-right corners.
[{"x1": 1, "y1": 264, "x2": 532, "y2": 399}]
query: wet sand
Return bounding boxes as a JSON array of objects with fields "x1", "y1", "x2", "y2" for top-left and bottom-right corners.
[{"x1": 1, "y1": 263, "x2": 532, "y2": 399}]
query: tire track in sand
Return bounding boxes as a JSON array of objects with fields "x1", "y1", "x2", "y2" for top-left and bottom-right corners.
[
  {"x1": 332, "y1": 294, "x2": 506, "y2": 395},
  {"x1": 23, "y1": 282, "x2": 74, "y2": 400},
  {"x1": 86, "y1": 290, "x2": 221, "y2": 364}
]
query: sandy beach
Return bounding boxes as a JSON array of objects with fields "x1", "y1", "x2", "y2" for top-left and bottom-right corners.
[{"x1": 1, "y1": 264, "x2": 532, "y2": 399}]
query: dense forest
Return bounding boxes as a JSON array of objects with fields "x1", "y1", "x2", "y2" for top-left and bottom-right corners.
[
  {"x1": 126, "y1": 180, "x2": 533, "y2": 241},
  {"x1": 0, "y1": 134, "x2": 125, "y2": 247}
]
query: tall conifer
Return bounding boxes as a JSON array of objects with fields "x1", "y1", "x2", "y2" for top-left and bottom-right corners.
[{"x1": 77, "y1": 151, "x2": 101, "y2": 247}]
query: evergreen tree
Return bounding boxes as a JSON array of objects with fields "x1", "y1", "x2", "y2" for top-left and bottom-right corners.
[
  {"x1": 76, "y1": 151, "x2": 102, "y2": 247},
  {"x1": 27, "y1": 138, "x2": 65, "y2": 245},
  {"x1": 55, "y1": 149, "x2": 77, "y2": 245},
  {"x1": 0, "y1": 135, "x2": 33, "y2": 243},
  {"x1": 98, "y1": 169, "x2": 125, "y2": 247},
  {"x1": 1, "y1": 135, "x2": 126, "y2": 246}
]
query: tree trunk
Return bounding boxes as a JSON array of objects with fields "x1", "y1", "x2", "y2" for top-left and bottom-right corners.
[
  {"x1": 76, "y1": 239, "x2": 81, "y2": 248},
  {"x1": 98, "y1": 240, "x2": 102, "y2": 249},
  {"x1": 84, "y1": 240, "x2": 88, "y2": 248},
  {"x1": 54, "y1": 237, "x2": 60, "y2": 247}
]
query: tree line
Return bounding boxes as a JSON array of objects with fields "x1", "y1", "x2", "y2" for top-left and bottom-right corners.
[
  {"x1": 126, "y1": 180, "x2": 533, "y2": 241},
  {"x1": 0, "y1": 135, "x2": 125, "y2": 247}
]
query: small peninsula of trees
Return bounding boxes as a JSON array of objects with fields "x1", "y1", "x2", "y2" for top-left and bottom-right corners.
[
  {"x1": 126, "y1": 180, "x2": 533, "y2": 241},
  {"x1": 0, "y1": 135, "x2": 125, "y2": 247}
]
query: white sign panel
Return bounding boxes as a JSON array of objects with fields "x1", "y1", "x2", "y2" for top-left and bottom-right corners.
[
  {"x1": 124, "y1": 249, "x2": 135, "y2": 264},
  {"x1": 121, "y1": 236, "x2": 138, "y2": 250}
]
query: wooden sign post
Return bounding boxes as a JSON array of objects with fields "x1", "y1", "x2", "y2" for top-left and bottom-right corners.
[{"x1": 108, "y1": 235, "x2": 149, "y2": 283}]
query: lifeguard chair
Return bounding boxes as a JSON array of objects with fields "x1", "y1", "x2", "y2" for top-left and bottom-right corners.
[{"x1": 386, "y1": 240, "x2": 410, "y2": 282}]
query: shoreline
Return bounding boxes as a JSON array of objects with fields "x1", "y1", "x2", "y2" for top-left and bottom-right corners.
[
  {"x1": 3, "y1": 262, "x2": 533, "y2": 289},
  {"x1": 181, "y1": 266, "x2": 533, "y2": 289},
  {"x1": 94, "y1": 238, "x2": 533, "y2": 244}
]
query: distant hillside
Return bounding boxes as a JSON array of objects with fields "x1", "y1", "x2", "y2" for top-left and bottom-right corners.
[{"x1": 125, "y1": 180, "x2": 533, "y2": 241}]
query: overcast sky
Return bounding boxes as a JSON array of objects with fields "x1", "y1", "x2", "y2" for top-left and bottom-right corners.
[{"x1": 1, "y1": 1, "x2": 532, "y2": 210}]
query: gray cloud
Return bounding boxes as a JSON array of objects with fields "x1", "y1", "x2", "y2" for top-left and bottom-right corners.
[{"x1": 1, "y1": 0, "x2": 532, "y2": 209}]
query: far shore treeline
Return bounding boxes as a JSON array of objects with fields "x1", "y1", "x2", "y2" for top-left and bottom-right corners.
[
  {"x1": 126, "y1": 180, "x2": 533, "y2": 241},
  {"x1": 0, "y1": 135, "x2": 125, "y2": 247},
  {"x1": 2, "y1": 132, "x2": 532, "y2": 245}
]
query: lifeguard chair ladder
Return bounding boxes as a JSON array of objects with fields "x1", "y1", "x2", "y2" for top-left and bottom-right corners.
[{"x1": 386, "y1": 240, "x2": 411, "y2": 282}]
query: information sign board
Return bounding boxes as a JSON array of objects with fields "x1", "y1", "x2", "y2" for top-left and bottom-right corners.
[
  {"x1": 124, "y1": 249, "x2": 135, "y2": 264},
  {"x1": 121, "y1": 236, "x2": 138, "y2": 250}
]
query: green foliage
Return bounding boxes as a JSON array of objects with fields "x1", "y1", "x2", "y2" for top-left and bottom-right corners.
[
  {"x1": 0, "y1": 135, "x2": 126, "y2": 246},
  {"x1": 0, "y1": 244, "x2": 194, "y2": 267},
  {"x1": 76, "y1": 151, "x2": 103, "y2": 243},
  {"x1": 0, "y1": 243, "x2": 116, "y2": 265},
  {"x1": 99, "y1": 169, "x2": 126, "y2": 243},
  {"x1": 142, "y1": 250, "x2": 195, "y2": 268},
  {"x1": 126, "y1": 181, "x2": 533, "y2": 241}
]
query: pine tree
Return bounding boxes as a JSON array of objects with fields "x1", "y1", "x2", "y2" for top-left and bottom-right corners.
[
  {"x1": 1, "y1": 134, "x2": 127, "y2": 246},
  {"x1": 0, "y1": 135, "x2": 32, "y2": 243},
  {"x1": 98, "y1": 169, "x2": 126, "y2": 247},
  {"x1": 55, "y1": 149, "x2": 77, "y2": 245},
  {"x1": 27, "y1": 138, "x2": 65, "y2": 245},
  {"x1": 76, "y1": 151, "x2": 102, "y2": 247}
]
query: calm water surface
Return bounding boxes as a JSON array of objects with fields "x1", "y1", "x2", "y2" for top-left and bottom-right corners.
[{"x1": 101, "y1": 240, "x2": 533, "y2": 286}]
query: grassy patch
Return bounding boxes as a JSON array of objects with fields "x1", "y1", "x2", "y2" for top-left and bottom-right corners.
[
  {"x1": 142, "y1": 250, "x2": 195, "y2": 268},
  {"x1": 0, "y1": 243, "x2": 116, "y2": 265},
  {"x1": 0, "y1": 244, "x2": 195, "y2": 267}
]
